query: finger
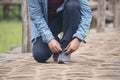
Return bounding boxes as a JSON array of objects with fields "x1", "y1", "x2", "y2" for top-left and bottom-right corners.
[
  {"x1": 55, "y1": 46, "x2": 60, "y2": 53},
  {"x1": 66, "y1": 46, "x2": 75, "y2": 54},
  {"x1": 65, "y1": 43, "x2": 70, "y2": 51},
  {"x1": 51, "y1": 49, "x2": 55, "y2": 53},
  {"x1": 55, "y1": 42, "x2": 62, "y2": 52},
  {"x1": 51, "y1": 48, "x2": 56, "y2": 53},
  {"x1": 51, "y1": 46, "x2": 57, "y2": 53},
  {"x1": 69, "y1": 49, "x2": 74, "y2": 54},
  {"x1": 57, "y1": 47, "x2": 62, "y2": 52},
  {"x1": 55, "y1": 47, "x2": 59, "y2": 53},
  {"x1": 66, "y1": 49, "x2": 72, "y2": 54},
  {"x1": 70, "y1": 47, "x2": 76, "y2": 53},
  {"x1": 66, "y1": 47, "x2": 72, "y2": 54},
  {"x1": 55, "y1": 46, "x2": 61, "y2": 53},
  {"x1": 57, "y1": 43, "x2": 62, "y2": 51}
]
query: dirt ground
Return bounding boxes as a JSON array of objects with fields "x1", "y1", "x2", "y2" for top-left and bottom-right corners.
[{"x1": 0, "y1": 27, "x2": 120, "y2": 80}]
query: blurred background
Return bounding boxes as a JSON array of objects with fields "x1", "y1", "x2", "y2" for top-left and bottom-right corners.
[
  {"x1": 0, "y1": 0, "x2": 119, "y2": 53},
  {"x1": 0, "y1": 0, "x2": 22, "y2": 53}
]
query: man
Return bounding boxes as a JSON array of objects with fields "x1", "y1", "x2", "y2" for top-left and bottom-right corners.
[{"x1": 28, "y1": 0, "x2": 92, "y2": 63}]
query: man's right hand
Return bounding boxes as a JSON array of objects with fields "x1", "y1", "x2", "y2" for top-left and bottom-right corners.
[{"x1": 48, "y1": 39, "x2": 62, "y2": 53}]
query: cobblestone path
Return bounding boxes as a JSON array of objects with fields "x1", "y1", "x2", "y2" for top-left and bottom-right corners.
[{"x1": 0, "y1": 29, "x2": 120, "y2": 80}]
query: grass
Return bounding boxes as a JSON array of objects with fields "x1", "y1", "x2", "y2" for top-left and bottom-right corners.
[
  {"x1": 0, "y1": 5, "x2": 22, "y2": 53},
  {"x1": 0, "y1": 21, "x2": 22, "y2": 53}
]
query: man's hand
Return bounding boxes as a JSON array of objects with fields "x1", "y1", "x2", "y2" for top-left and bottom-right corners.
[
  {"x1": 65, "y1": 38, "x2": 81, "y2": 54},
  {"x1": 48, "y1": 39, "x2": 62, "y2": 53}
]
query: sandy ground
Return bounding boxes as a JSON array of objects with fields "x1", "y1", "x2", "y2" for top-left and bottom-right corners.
[{"x1": 0, "y1": 28, "x2": 120, "y2": 80}]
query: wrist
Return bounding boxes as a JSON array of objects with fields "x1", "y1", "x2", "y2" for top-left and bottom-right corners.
[
  {"x1": 48, "y1": 38, "x2": 55, "y2": 44},
  {"x1": 73, "y1": 37, "x2": 82, "y2": 42}
]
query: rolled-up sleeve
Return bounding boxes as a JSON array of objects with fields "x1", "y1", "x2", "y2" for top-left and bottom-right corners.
[
  {"x1": 28, "y1": 0, "x2": 54, "y2": 43},
  {"x1": 73, "y1": 0, "x2": 92, "y2": 41}
]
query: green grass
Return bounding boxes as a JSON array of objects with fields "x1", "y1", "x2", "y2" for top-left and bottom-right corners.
[{"x1": 0, "y1": 21, "x2": 22, "y2": 53}]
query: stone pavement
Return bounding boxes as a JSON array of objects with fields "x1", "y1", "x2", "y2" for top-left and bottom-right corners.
[{"x1": 0, "y1": 28, "x2": 120, "y2": 80}]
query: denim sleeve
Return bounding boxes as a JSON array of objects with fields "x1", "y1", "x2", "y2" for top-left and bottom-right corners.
[
  {"x1": 73, "y1": 0, "x2": 92, "y2": 41},
  {"x1": 28, "y1": 0, "x2": 54, "y2": 43}
]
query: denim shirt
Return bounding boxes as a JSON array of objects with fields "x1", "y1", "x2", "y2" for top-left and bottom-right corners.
[{"x1": 28, "y1": 0, "x2": 92, "y2": 44}]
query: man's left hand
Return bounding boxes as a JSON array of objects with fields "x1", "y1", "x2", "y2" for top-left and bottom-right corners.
[{"x1": 65, "y1": 38, "x2": 81, "y2": 54}]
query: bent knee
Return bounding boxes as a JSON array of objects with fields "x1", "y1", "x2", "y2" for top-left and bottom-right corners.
[
  {"x1": 33, "y1": 54, "x2": 46, "y2": 63},
  {"x1": 32, "y1": 51, "x2": 51, "y2": 63}
]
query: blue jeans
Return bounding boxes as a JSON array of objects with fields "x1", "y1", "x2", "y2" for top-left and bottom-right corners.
[{"x1": 32, "y1": 0, "x2": 80, "y2": 63}]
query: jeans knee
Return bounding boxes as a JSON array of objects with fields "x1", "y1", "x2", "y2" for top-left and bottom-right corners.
[
  {"x1": 32, "y1": 51, "x2": 51, "y2": 63},
  {"x1": 65, "y1": 0, "x2": 79, "y2": 11},
  {"x1": 33, "y1": 55, "x2": 45, "y2": 63}
]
